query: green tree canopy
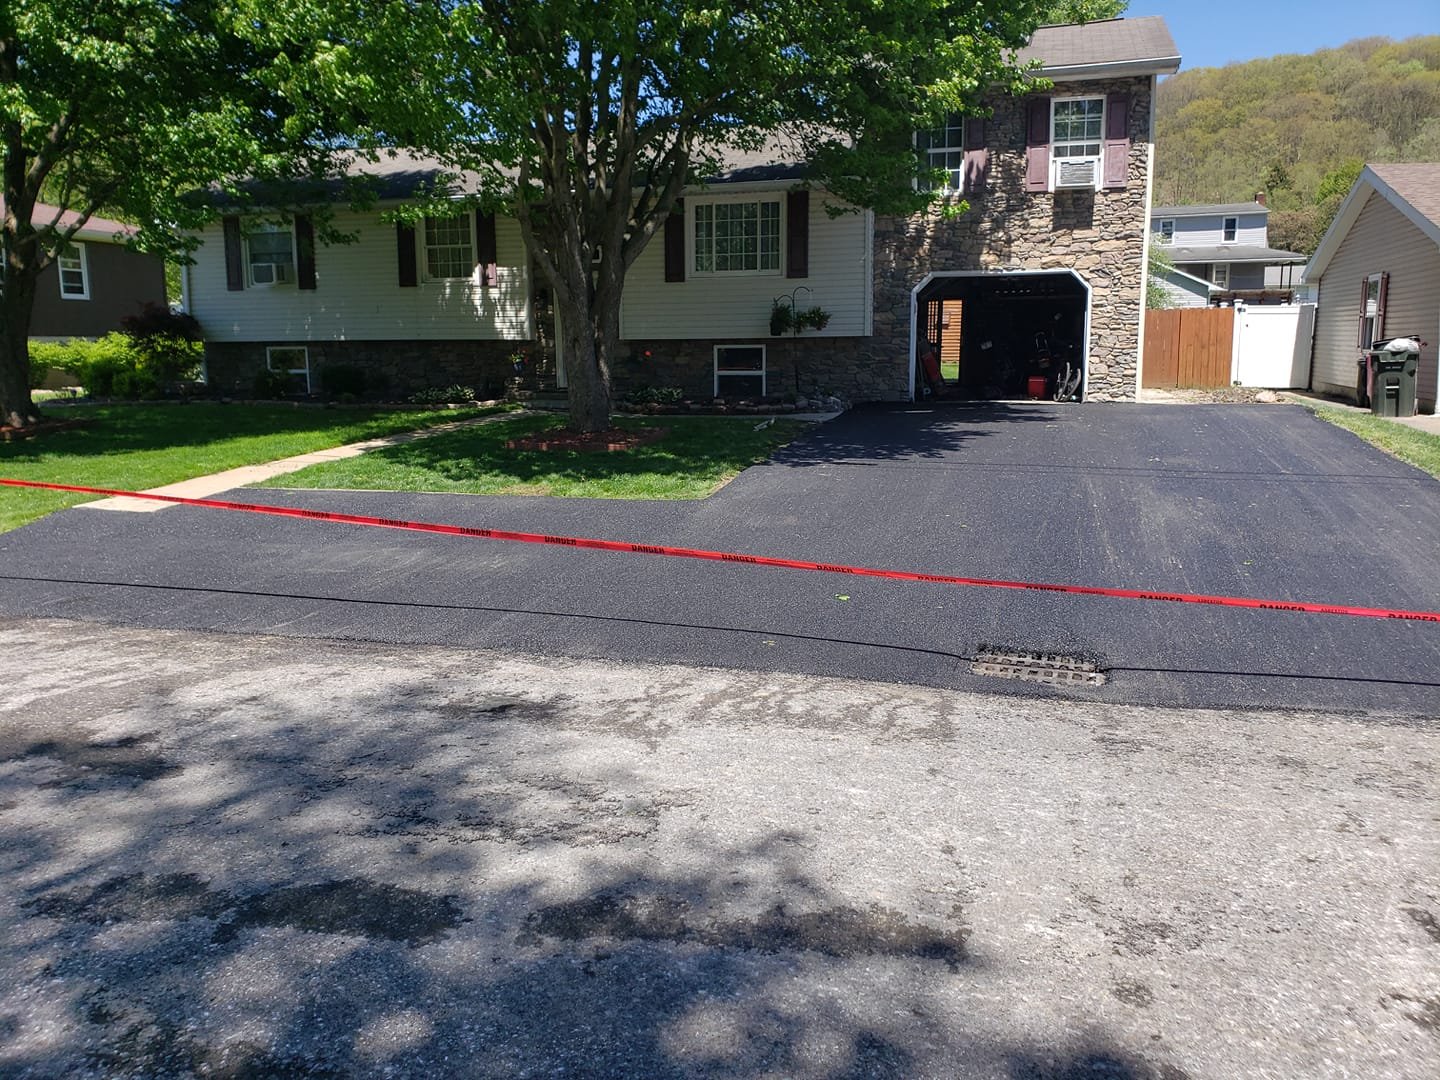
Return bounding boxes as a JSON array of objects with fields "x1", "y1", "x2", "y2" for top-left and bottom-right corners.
[
  {"x1": 376, "y1": 0, "x2": 1066, "y2": 431},
  {"x1": 0, "y1": 0, "x2": 390, "y2": 427}
]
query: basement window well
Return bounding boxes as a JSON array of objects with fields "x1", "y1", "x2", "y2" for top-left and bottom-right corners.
[{"x1": 913, "y1": 271, "x2": 1089, "y2": 401}]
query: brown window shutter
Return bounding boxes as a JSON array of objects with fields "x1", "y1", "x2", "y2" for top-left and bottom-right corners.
[
  {"x1": 962, "y1": 117, "x2": 988, "y2": 195},
  {"x1": 1103, "y1": 94, "x2": 1131, "y2": 190},
  {"x1": 1356, "y1": 277, "x2": 1369, "y2": 347},
  {"x1": 295, "y1": 214, "x2": 317, "y2": 290},
  {"x1": 1376, "y1": 271, "x2": 1389, "y2": 339},
  {"x1": 1025, "y1": 98, "x2": 1051, "y2": 193},
  {"x1": 664, "y1": 200, "x2": 685, "y2": 283},
  {"x1": 397, "y1": 223, "x2": 417, "y2": 287},
  {"x1": 786, "y1": 190, "x2": 809, "y2": 279},
  {"x1": 476, "y1": 210, "x2": 498, "y2": 287},
  {"x1": 223, "y1": 216, "x2": 244, "y2": 291}
]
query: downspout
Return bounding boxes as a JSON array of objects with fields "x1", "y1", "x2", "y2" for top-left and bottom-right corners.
[{"x1": 1134, "y1": 73, "x2": 1158, "y2": 398}]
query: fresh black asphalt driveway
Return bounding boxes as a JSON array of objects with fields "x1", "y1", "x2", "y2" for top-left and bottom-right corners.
[{"x1": 2, "y1": 402, "x2": 1437, "y2": 714}]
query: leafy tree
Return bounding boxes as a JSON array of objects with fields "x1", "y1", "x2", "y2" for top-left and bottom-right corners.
[
  {"x1": 1155, "y1": 34, "x2": 1440, "y2": 216},
  {"x1": 1038, "y1": 1, "x2": 1126, "y2": 23},
  {"x1": 0, "y1": 0, "x2": 374, "y2": 429},
  {"x1": 1146, "y1": 239, "x2": 1176, "y2": 310},
  {"x1": 384, "y1": 1, "x2": 1061, "y2": 432}
]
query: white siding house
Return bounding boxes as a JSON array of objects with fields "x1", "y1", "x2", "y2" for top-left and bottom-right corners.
[
  {"x1": 621, "y1": 193, "x2": 871, "y2": 339},
  {"x1": 187, "y1": 208, "x2": 532, "y2": 342},
  {"x1": 1304, "y1": 164, "x2": 1440, "y2": 414}
]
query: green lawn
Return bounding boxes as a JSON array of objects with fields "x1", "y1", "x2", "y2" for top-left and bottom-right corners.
[
  {"x1": 1306, "y1": 405, "x2": 1440, "y2": 480},
  {"x1": 258, "y1": 413, "x2": 809, "y2": 500},
  {"x1": 0, "y1": 403, "x2": 509, "y2": 532}
]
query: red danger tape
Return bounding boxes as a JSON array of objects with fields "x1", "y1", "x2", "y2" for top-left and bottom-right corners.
[{"x1": 4, "y1": 477, "x2": 1439, "y2": 624}]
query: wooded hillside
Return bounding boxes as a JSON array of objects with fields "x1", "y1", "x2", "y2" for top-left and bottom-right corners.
[{"x1": 1154, "y1": 36, "x2": 1440, "y2": 253}]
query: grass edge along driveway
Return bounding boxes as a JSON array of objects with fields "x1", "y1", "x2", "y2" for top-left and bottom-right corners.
[
  {"x1": 258, "y1": 414, "x2": 810, "y2": 500},
  {"x1": 0, "y1": 403, "x2": 512, "y2": 533},
  {"x1": 1300, "y1": 402, "x2": 1440, "y2": 480}
]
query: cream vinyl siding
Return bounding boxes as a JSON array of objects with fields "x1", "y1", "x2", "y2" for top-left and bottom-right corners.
[
  {"x1": 188, "y1": 207, "x2": 531, "y2": 342},
  {"x1": 1312, "y1": 191, "x2": 1440, "y2": 410},
  {"x1": 621, "y1": 194, "x2": 871, "y2": 338}
]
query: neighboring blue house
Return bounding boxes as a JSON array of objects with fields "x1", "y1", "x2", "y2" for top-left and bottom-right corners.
[{"x1": 1150, "y1": 198, "x2": 1307, "y2": 302}]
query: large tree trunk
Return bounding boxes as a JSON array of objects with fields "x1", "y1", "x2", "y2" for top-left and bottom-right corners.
[
  {"x1": 558, "y1": 290, "x2": 613, "y2": 433},
  {"x1": 0, "y1": 271, "x2": 41, "y2": 429}
]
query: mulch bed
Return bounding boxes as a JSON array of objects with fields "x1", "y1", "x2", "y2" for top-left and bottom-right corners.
[
  {"x1": 505, "y1": 426, "x2": 670, "y2": 453},
  {"x1": 0, "y1": 418, "x2": 96, "y2": 442}
]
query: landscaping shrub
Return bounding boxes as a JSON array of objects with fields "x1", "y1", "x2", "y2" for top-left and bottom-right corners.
[
  {"x1": 28, "y1": 334, "x2": 141, "y2": 396},
  {"x1": 320, "y1": 364, "x2": 368, "y2": 399},
  {"x1": 119, "y1": 302, "x2": 204, "y2": 385},
  {"x1": 252, "y1": 368, "x2": 294, "y2": 398},
  {"x1": 409, "y1": 385, "x2": 476, "y2": 404},
  {"x1": 625, "y1": 386, "x2": 685, "y2": 406}
]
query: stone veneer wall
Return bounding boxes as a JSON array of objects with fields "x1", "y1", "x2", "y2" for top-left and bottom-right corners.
[
  {"x1": 610, "y1": 337, "x2": 896, "y2": 402},
  {"x1": 870, "y1": 75, "x2": 1154, "y2": 402},
  {"x1": 204, "y1": 339, "x2": 539, "y2": 399}
]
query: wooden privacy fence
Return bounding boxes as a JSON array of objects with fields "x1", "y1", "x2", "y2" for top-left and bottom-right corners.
[{"x1": 1142, "y1": 307, "x2": 1235, "y2": 389}]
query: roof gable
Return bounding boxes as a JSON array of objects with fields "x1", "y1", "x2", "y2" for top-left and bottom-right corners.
[{"x1": 1304, "y1": 163, "x2": 1440, "y2": 281}]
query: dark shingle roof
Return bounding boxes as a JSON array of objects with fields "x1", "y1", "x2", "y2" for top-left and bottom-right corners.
[{"x1": 1018, "y1": 17, "x2": 1180, "y2": 75}]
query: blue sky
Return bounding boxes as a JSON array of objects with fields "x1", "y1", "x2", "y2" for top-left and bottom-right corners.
[{"x1": 1125, "y1": 1, "x2": 1437, "y2": 71}]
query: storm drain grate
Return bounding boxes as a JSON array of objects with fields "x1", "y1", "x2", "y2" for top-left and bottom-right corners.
[{"x1": 970, "y1": 649, "x2": 1107, "y2": 687}]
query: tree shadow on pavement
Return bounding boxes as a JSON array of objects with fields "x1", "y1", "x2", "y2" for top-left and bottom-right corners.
[
  {"x1": 0, "y1": 641, "x2": 1190, "y2": 1079},
  {"x1": 769, "y1": 402, "x2": 1069, "y2": 469}
]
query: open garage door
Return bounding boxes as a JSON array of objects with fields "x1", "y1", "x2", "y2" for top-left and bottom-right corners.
[{"x1": 912, "y1": 271, "x2": 1090, "y2": 401}]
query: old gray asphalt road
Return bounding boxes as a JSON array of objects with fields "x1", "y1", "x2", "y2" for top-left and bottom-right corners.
[{"x1": 1, "y1": 617, "x2": 1436, "y2": 1079}]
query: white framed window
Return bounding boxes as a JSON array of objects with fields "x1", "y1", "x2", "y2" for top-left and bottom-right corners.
[
  {"x1": 714, "y1": 344, "x2": 766, "y2": 398},
  {"x1": 694, "y1": 198, "x2": 781, "y2": 275},
  {"x1": 1361, "y1": 272, "x2": 1384, "y2": 348},
  {"x1": 1157, "y1": 219, "x2": 1174, "y2": 241},
  {"x1": 1052, "y1": 97, "x2": 1104, "y2": 189},
  {"x1": 57, "y1": 243, "x2": 89, "y2": 299},
  {"x1": 423, "y1": 214, "x2": 475, "y2": 280},
  {"x1": 246, "y1": 224, "x2": 295, "y2": 286},
  {"x1": 1212, "y1": 264, "x2": 1230, "y2": 290},
  {"x1": 917, "y1": 115, "x2": 967, "y2": 193},
  {"x1": 1223, "y1": 217, "x2": 1238, "y2": 242},
  {"x1": 267, "y1": 346, "x2": 311, "y2": 394}
]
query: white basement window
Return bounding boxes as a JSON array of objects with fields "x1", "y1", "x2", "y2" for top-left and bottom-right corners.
[
  {"x1": 57, "y1": 243, "x2": 89, "y2": 299},
  {"x1": 1157, "y1": 219, "x2": 1174, "y2": 241},
  {"x1": 267, "y1": 346, "x2": 311, "y2": 394},
  {"x1": 694, "y1": 199, "x2": 781, "y2": 275},
  {"x1": 714, "y1": 345, "x2": 766, "y2": 398}
]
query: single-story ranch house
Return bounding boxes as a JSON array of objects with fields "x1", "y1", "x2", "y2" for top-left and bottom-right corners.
[
  {"x1": 1303, "y1": 163, "x2": 1439, "y2": 415},
  {"x1": 184, "y1": 17, "x2": 1180, "y2": 404}
]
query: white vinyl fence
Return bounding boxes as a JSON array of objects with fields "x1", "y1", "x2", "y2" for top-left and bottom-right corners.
[{"x1": 1231, "y1": 303, "x2": 1316, "y2": 388}]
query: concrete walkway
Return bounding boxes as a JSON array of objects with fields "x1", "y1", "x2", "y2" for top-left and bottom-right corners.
[{"x1": 79, "y1": 410, "x2": 530, "y2": 513}]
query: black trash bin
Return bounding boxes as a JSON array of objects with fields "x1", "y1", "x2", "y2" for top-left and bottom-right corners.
[{"x1": 1366, "y1": 337, "x2": 1420, "y2": 417}]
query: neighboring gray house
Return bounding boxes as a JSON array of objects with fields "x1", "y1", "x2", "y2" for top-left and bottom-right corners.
[
  {"x1": 1150, "y1": 199, "x2": 1307, "y2": 300},
  {"x1": 6, "y1": 201, "x2": 168, "y2": 341},
  {"x1": 186, "y1": 17, "x2": 1181, "y2": 404},
  {"x1": 1303, "y1": 163, "x2": 1439, "y2": 414}
]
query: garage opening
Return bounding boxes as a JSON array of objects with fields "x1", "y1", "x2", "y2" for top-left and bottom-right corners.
[{"x1": 912, "y1": 271, "x2": 1090, "y2": 401}]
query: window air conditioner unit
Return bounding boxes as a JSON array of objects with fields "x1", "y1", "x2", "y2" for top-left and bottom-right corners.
[{"x1": 1055, "y1": 158, "x2": 1099, "y2": 189}]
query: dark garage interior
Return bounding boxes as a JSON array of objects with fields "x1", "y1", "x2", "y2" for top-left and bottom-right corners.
[{"x1": 915, "y1": 272, "x2": 1089, "y2": 401}]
